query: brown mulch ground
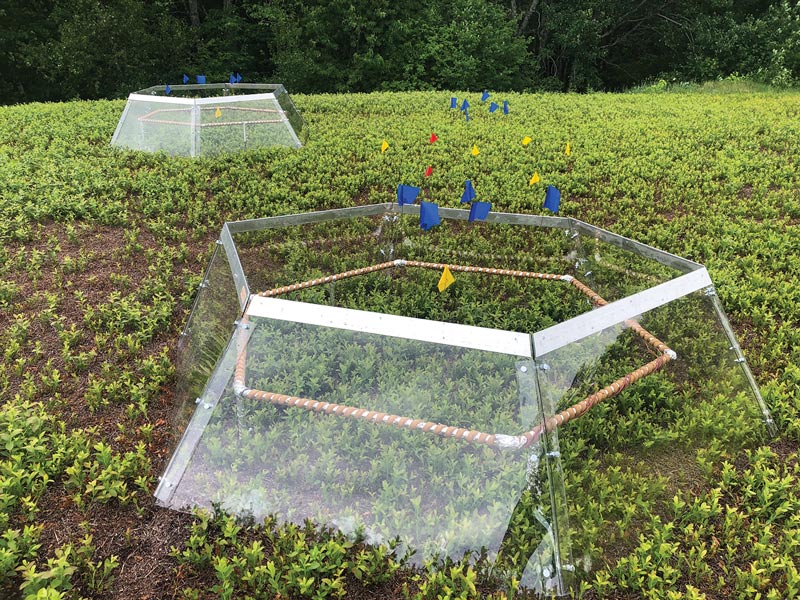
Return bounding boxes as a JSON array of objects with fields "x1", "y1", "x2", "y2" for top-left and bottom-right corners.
[{"x1": 1, "y1": 220, "x2": 215, "y2": 599}]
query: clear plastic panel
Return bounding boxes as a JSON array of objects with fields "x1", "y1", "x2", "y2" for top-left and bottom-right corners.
[
  {"x1": 111, "y1": 98, "x2": 193, "y2": 155},
  {"x1": 112, "y1": 85, "x2": 305, "y2": 156},
  {"x1": 158, "y1": 315, "x2": 572, "y2": 593},
  {"x1": 173, "y1": 244, "x2": 241, "y2": 434},
  {"x1": 233, "y1": 210, "x2": 579, "y2": 291},
  {"x1": 232, "y1": 212, "x2": 593, "y2": 335},
  {"x1": 534, "y1": 289, "x2": 766, "y2": 571},
  {"x1": 232, "y1": 214, "x2": 393, "y2": 294},
  {"x1": 536, "y1": 290, "x2": 764, "y2": 451},
  {"x1": 393, "y1": 212, "x2": 579, "y2": 274},
  {"x1": 198, "y1": 98, "x2": 300, "y2": 156},
  {"x1": 273, "y1": 86, "x2": 308, "y2": 145},
  {"x1": 138, "y1": 83, "x2": 286, "y2": 99},
  {"x1": 572, "y1": 232, "x2": 687, "y2": 303}
]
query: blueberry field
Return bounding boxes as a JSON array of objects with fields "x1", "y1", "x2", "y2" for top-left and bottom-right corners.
[{"x1": 1, "y1": 86, "x2": 800, "y2": 599}]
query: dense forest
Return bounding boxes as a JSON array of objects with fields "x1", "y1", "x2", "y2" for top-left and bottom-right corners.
[{"x1": 2, "y1": 0, "x2": 799, "y2": 104}]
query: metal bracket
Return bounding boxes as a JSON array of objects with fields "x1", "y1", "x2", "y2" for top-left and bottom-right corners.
[
  {"x1": 515, "y1": 360, "x2": 573, "y2": 596},
  {"x1": 155, "y1": 322, "x2": 256, "y2": 507},
  {"x1": 705, "y1": 290, "x2": 777, "y2": 437},
  {"x1": 516, "y1": 360, "x2": 539, "y2": 410}
]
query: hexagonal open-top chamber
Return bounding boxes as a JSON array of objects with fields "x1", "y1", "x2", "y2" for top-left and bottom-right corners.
[
  {"x1": 156, "y1": 203, "x2": 774, "y2": 595},
  {"x1": 110, "y1": 83, "x2": 306, "y2": 157}
]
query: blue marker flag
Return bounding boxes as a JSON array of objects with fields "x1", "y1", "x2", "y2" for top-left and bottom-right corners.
[
  {"x1": 481, "y1": 90, "x2": 490, "y2": 102},
  {"x1": 182, "y1": 74, "x2": 189, "y2": 84},
  {"x1": 544, "y1": 185, "x2": 561, "y2": 214},
  {"x1": 461, "y1": 98, "x2": 469, "y2": 111},
  {"x1": 197, "y1": 75, "x2": 206, "y2": 84},
  {"x1": 461, "y1": 179, "x2": 476, "y2": 204},
  {"x1": 229, "y1": 73, "x2": 236, "y2": 84},
  {"x1": 397, "y1": 184, "x2": 421, "y2": 206},
  {"x1": 450, "y1": 97, "x2": 457, "y2": 109},
  {"x1": 489, "y1": 102, "x2": 499, "y2": 113},
  {"x1": 236, "y1": 72, "x2": 242, "y2": 83},
  {"x1": 165, "y1": 84, "x2": 172, "y2": 95},
  {"x1": 503, "y1": 100, "x2": 509, "y2": 115},
  {"x1": 469, "y1": 201, "x2": 492, "y2": 222},
  {"x1": 420, "y1": 201, "x2": 441, "y2": 231}
]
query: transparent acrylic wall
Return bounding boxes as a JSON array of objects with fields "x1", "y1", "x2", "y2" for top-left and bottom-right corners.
[
  {"x1": 273, "y1": 86, "x2": 307, "y2": 144},
  {"x1": 571, "y1": 231, "x2": 689, "y2": 303},
  {"x1": 111, "y1": 97, "x2": 194, "y2": 155},
  {"x1": 173, "y1": 244, "x2": 241, "y2": 434},
  {"x1": 390, "y1": 211, "x2": 579, "y2": 274},
  {"x1": 157, "y1": 312, "x2": 573, "y2": 593},
  {"x1": 197, "y1": 98, "x2": 302, "y2": 156},
  {"x1": 536, "y1": 290, "x2": 765, "y2": 452},
  {"x1": 231, "y1": 212, "x2": 594, "y2": 335},
  {"x1": 534, "y1": 288, "x2": 769, "y2": 570},
  {"x1": 231, "y1": 214, "x2": 391, "y2": 295},
  {"x1": 162, "y1": 204, "x2": 773, "y2": 595}
]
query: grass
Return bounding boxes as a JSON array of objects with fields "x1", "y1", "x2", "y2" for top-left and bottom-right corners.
[{"x1": 0, "y1": 86, "x2": 799, "y2": 599}]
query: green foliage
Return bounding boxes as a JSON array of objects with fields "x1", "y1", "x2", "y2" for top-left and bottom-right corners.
[
  {"x1": 18, "y1": 533, "x2": 119, "y2": 598},
  {"x1": 0, "y1": 88, "x2": 799, "y2": 599},
  {"x1": 593, "y1": 447, "x2": 800, "y2": 598},
  {"x1": 674, "y1": 2, "x2": 800, "y2": 89},
  {"x1": 2, "y1": 0, "x2": 191, "y2": 103},
  {"x1": 0, "y1": 400, "x2": 149, "y2": 595},
  {"x1": 5, "y1": 0, "x2": 800, "y2": 103},
  {"x1": 247, "y1": 0, "x2": 528, "y2": 93},
  {"x1": 173, "y1": 511, "x2": 405, "y2": 599}
]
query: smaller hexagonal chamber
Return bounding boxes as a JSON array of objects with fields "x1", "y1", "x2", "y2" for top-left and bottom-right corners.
[{"x1": 111, "y1": 83, "x2": 306, "y2": 157}]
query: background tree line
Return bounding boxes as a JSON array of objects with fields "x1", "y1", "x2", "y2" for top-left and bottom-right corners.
[{"x1": 1, "y1": 0, "x2": 799, "y2": 104}]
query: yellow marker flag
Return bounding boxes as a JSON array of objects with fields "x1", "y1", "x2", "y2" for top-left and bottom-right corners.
[
  {"x1": 471, "y1": 144, "x2": 479, "y2": 156},
  {"x1": 565, "y1": 142, "x2": 571, "y2": 156},
  {"x1": 529, "y1": 172, "x2": 541, "y2": 185},
  {"x1": 215, "y1": 107, "x2": 222, "y2": 118},
  {"x1": 381, "y1": 140, "x2": 389, "y2": 153},
  {"x1": 437, "y1": 266, "x2": 455, "y2": 292},
  {"x1": 522, "y1": 136, "x2": 532, "y2": 146}
]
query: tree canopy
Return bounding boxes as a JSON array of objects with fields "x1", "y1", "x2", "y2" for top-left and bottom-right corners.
[{"x1": 1, "y1": 0, "x2": 799, "y2": 104}]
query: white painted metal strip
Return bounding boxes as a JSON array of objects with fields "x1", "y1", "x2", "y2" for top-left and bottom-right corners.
[
  {"x1": 128, "y1": 92, "x2": 280, "y2": 106},
  {"x1": 128, "y1": 93, "x2": 194, "y2": 105},
  {"x1": 194, "y1": 93, "x2": 278, "y2": 105},
  {"x1": 533, "y1": 267, "x2": 713, "y2": 357},
  {"x1": 246, "y1": 296, "x2": 532, "y2": 358}
]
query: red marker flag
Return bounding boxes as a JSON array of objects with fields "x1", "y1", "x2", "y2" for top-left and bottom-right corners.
[
  {"x1": 424, "y1": 166, "x2": 433, "y2": 177},
  {"x1": 429, "y1": 133, "x2": 438, "y2": 143}
]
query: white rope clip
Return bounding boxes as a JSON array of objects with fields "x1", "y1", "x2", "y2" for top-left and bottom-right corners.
[{"x1": 493, "y1": 434, "x2": 527, "y2": 450}]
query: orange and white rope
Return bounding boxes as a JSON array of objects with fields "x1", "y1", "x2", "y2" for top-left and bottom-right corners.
[{"x1": 233, "y1": 260, "x2": 676, "y2": 449}]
